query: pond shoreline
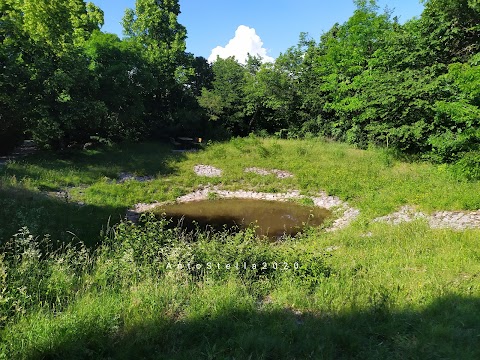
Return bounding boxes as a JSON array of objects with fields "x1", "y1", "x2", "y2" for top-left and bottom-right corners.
[{"x1": 126, "y1": 186, "x2": 360, "y2": 232}]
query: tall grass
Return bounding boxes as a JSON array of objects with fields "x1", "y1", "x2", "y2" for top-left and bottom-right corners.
[{"x1": 0, "y1": 137, "x2": 479, "y2": 358}]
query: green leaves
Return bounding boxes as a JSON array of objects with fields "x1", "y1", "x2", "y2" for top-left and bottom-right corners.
[
  {"x1": 122, "y1": 0, "x2": 191, "y2": 132},
  {"x1": 0, "y1": 0, "x2": 198, "y2": 150},
  {"x1": 428, "y1": 57, "x2": 480, "y2": 162},
  {"x1": 197, "y1": 57, "x2": 249, "y2": 134},
  {"x1": 2, "y1": 0, "x2": 480, "y2": 161},
  {"x1": 123, "y1": 0, "x2": 186, "y2": 66}
]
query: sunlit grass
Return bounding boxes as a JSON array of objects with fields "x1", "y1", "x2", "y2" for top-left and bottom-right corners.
[{"x1": 0, "y1": 137, "x2": 479, "y2": 358}]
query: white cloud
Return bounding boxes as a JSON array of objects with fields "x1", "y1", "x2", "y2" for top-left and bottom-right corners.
[{"x1": 208, "y1": 25, "x2": 274, "y2": 64}]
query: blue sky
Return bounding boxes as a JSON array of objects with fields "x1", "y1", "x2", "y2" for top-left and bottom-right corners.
[{"x1": 91, "y1": 0, "x2": 425, "y2": 63}]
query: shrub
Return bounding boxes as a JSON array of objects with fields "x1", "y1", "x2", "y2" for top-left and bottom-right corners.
[{"x1": 452, "y1": 151, "x2": 480, "y2": 181}]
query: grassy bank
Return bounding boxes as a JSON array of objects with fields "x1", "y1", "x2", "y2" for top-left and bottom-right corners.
[{"x1": 0, "y1": 137, "x2": 479, "y2": 359}]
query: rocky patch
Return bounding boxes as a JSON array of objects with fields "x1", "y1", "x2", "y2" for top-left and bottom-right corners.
[
  {"x1": 118, "y1": 172, "x2": 154, "y2": 183},
  {"x1": 193, "y1": 165, "x2": 222, "y2": 177},
  {"x1": 244, "y1": 167, "x2": 294, "y2": 179},
  {"x1": 373, "y1": 205, "x2": 480, "y2": 230}
]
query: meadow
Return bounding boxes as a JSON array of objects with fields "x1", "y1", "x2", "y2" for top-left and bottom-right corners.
[{"x1": 0, "y1": 136, "x2": 479, "y2": 359}]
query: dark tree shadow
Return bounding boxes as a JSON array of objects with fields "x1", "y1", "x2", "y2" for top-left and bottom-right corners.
[
  {"x1": 18, "y1": 294, "x2": 480, "y2": 359},
  {"x1": 2, "y1": 142, "x2": 185, "y2": 186},
  {"x1": 0, "y1": 186, "x2": 125, "y2": 247},
  {"x1": 0, "y1": 142, "x2": 187, "y2": 245}
]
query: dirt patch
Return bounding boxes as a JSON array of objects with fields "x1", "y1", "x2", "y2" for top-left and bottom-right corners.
[
  {"x1": 126, "y1": 201, "x2": 162, "y2": 222},
  {"x1": 0, "y1": 140, "x2": 37, "y2": 167},
  {"x1": 118, "y1": 172, "x2": 154, "y2": 183},
  {"x1": 42, "y1": 185, "x2": 87, "y2": 207},
  {"x1": 193, "y1": 165, "x2": 222, "y2": 177},
  {"x1": 244, "y1": 167, "x2": 294, "y2": 179},
  {"x1": 373, "y1": 205, "x2": 480, "y2": 230},
  {"x1": 373, "y1": 206, "x2": 426, "y2": 225}
]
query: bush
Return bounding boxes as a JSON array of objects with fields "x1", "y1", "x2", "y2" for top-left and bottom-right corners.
[
  {"x1": 452, "y1": 151, "x2": 480, "y2": 181},
  {"x1": 0, "y1": 228, "x2": 90, "y2": 326}
]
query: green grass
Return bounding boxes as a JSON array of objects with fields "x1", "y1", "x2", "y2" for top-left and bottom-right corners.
[{"x1": 0, "y1": 137, "x2": 479, "y2": 359}]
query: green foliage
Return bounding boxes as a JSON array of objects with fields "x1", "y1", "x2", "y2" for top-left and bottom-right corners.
[
  {"x1": 122, "y1": 0, "x2": 193, "y2": 135},
  {"x1": 4, "y1": 0, "x2": 480, "y2": 158},
  {"x1": 195, "y1": 0, "x2": 480, "y2": 159},
  {"x1": 198, "y1": 57, "x2": 249, "y2": 134},
  {"x1": 452, "y1": 151, "x2": 480, "y2": 180},
  {"x1": 83, "y1": 31, "x2": 154, "y2": 141},
  {"x1": 428, "y1": 58, "x2": 480, "y2": 161},
  {"x1": 0, "y1": 0, "x2": 108, "y2": 149},
  {"x1": 0, "y1": 0, "x2": 29, "y2": 153},
  {"x1": 21, "y1": 0, "x2": 103, "y2": 51},
  {"x1": 0, "y1": 227, "x2": 90, "y2": 326},
  {"x1": 1, "y1": 0, "x2": 204, "y2": 151},
  {"x1": 420, "y1": 0, "x2": 480, "y2": 64},
  {"x1": 0, "y1": 138, "x2": 479, "y2": 358}
]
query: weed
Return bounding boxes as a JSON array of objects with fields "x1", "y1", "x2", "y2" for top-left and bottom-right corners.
[
  {"x1": 296, "y1": 146, "x2": 308, "y2": 156},
  {"x1": 257, "y1": 145, "x2": 271, "y2": 158},
  {"x1": 207, "y1": 191, "x2": 219, "y2": 200},
  {"x1": 296, "y1": 197, "x2": 315, "y2": 207},
  {"x1": 1, "y1": 138, "x2": 480, "y2": 358}
]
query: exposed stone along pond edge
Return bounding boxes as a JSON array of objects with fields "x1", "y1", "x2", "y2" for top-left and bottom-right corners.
[
  {"x1": 372, "y1": 205, "x2": 480, "y2": 230},
  {"x1": 126, "y1": 187, "x2": 360, "y2": 233}
]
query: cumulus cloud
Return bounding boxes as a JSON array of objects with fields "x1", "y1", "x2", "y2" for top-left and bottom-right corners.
[{"x1": 208, "y1": 25, "x2": 274, "y2": 64}]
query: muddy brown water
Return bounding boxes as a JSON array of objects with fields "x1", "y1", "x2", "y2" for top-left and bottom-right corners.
[{"x1": 153, "y1": 199, "x2": 331, "y2": 239}]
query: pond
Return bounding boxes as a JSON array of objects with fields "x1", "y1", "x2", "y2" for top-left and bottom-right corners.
[{"x1": 153, "y1": 199, "x2": 331, "y2": 239}]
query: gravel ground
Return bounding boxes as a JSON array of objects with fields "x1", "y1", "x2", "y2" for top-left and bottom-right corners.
[
  {"x1": 244, "y1": 167, "x2": 294, "y2": 179},
  {"x1": 117, "y1": 172, "x2": 154, "y2": 183},
  {"x1": 193, "y1": 165, "x2": 293, "y2": 179},
  {"x1": 373, "y1": 205, "x2": 480, "y2": 230},
  {"x1": 193, "y1": 165, "x2": 222, "y2": 177}
]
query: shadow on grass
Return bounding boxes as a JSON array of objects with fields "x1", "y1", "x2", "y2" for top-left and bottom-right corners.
[
  {"x1": 0, "y1": 142, "x2": 188, "y2": 245},
  {"x1": 2, "y1": 142, "x2": 185, "y2": 187},
  {"x1": 19, "y1": 294, "x2": 480, "y2": 360},
  {"x1": 0, "y1": 186, "x2": 124, "y2": 247}
]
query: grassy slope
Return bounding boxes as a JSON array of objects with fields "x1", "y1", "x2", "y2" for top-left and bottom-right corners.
[{"x1": 0, "y1": 137, "x2": 479, "y2": 359}]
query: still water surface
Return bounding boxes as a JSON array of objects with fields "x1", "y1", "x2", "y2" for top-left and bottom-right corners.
[{"x1": 154, "y1": 199, "x2": 331, "y2": 239}]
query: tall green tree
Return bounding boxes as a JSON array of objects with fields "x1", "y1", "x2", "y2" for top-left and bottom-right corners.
[
  {"x1": 123, "y1": 0, "x2": 188, "y2": 134},
  {"x1": 21, "y1": 0, "x2": 103, "y2": 51},
  {"x1": 419, "y1": 0, "x2": 480, "y2": 64},
  {"x1": 10, "y1": 0, "x2": 106, "y2": 149},
  {"x1": 243, "y1": 48, "x2": 306, "y2": 135},
  {"x1": 429, "y1": 54, "x2": 480, "y2": 161},
  {"x1": 198, "y1": 57, "x2": 248, "y2": 135},
  {"x1": 300, "y1": 1, "x2": 394, "y2": 142},
  {"x1": 0, "y1": 0, "x2": 30, "y2": 153},
  {"x1": 83, "y1": 31, "x2": 155, "y2": 142}
]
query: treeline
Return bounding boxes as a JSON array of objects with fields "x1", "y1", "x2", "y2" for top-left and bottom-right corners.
[
  {"x1": 2, "y1": 0, "x2": 480, "y2": 168},
  {"x1": 0, "y1": 0, "x2": 213, "y2": 153},
  {"x1": 200, "y1": 0, "x2": 480, "y2": 166}
]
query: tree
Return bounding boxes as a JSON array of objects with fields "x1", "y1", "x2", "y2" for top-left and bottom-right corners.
[
  {"x1": 83, "y1": 31, "x2": 155, "y2": 142},
  {"x1": 7, "y1": 0, "x2": 107, "y2": 149},
  {"x1": 419, "y1": 0, "x2": 480, "y2": 64},
  {"x1": 243, "y1": 49, "x2": 305, "y2": 135},
  {"x1": 122, "y1": 0, "x2": 188, "y2": 134},
  {"x1": 21, "y1": 0, "x2": 103, "y2": 51},
  {"x1": 198, "y1": 57, "x2": 248, "y2": 135},
  {"x1": 301, "y1": 1, "x2": 395, "y2": 142},
  {"x1": 0, "y1": 0, "x2": 30, "y2": 153},
  {"x1": 429, "y1": 54, "x2": 480, "y2": 161},
  {"x1": 187, "y1": 55, "x2": 214, "y2": 97}
]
